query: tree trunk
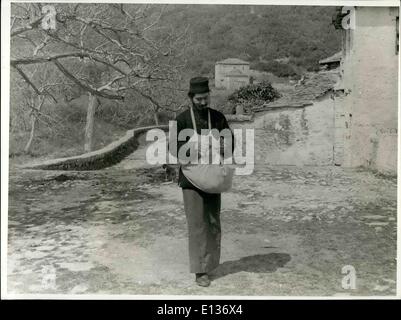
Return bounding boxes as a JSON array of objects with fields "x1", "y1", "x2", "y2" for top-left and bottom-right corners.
[
  {"x1": 24, "y1": 97, "x2": 45, "y2": 153},
  {"x1": 153, "y1": 111, "x2": 159, "y2": 125},
  {"x1": 84, "y1": 93, "x2": 98, "y2": 152}
]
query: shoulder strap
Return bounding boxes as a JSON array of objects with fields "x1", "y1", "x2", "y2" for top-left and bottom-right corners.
[{"x1": 189, "y1": 106, "x2": 197, "y2": 132}]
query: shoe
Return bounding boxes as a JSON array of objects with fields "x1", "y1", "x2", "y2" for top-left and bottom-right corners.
[{"x1": 195, "y1": 273, "x2": 211, "y2": 287}]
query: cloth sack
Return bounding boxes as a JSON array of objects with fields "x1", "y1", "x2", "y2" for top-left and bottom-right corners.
[{"x1": 181, "y1": 107, "x2": 234, "y2": 194}]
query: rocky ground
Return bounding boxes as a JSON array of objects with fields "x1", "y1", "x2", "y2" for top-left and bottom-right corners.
[{"x1": 6, "y1": 161, "x2": 397, "y2": 297}]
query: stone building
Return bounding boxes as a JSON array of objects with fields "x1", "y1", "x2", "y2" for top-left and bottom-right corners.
[
  {"x1": 215, "y1": 58, "x2": 250, "y2": 90},
  {"x1": 225, "y1": 7, "x2": 398, "y2": 173},
  {"x1": 227, "y1": 71, "x2": 339, "y2": 166},
  {"x1": 334, "y1": 6, "x2": 399, "y2": 175}
]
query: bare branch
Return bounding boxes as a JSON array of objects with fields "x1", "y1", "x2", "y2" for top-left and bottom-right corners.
[
  {"x1": 118, "y1": 4, "x2": 134, "y2": 20},
  {"x1": 12, "y1": 65, "x2": 58, "y2": 103},
  {"x1": 73, "y1": 14, "x2": 162, "y2": 55},
  {"x1": 11, "y1": 52, "x2": 127, "y2": 76},
  {"x1": 11, "y1": 52, "x2": 86, "y2": 65},
  {"x1": 44, "y1": 91, "x2": 58, "y2": 103},
  {"x1": 33, "y1": 35, "x2": 50, "y2": 56},
  {"x1": 25, "y1": 102, "x2": 64, "y2": 127},
  {"x1": 97, "y1": 75, "x2": 126, "y2": 92},
  {"x1": 44, "y1": 31, "x2": 114, "y2": 59},
  {"x1": 12, "y1": 4, "x2": 30, "y2": 16},
  {"x1": 11, "y1": 16, "x2": 18, "y2": 30},
  {"x1": 73, "y1": 3, "x2": 81, "y2": 15},
  {"x1": 40, "y1": 82, "x2": 75, "y2": 89},
  {"x1": 94, "y1": 40, "x2": 109, "y2": 51},
  {"x1": 11, "y1": 15, "x2": 44, "y2": 37},
  {"x1": 15, "y1": 34, "x2": 37, "y2": 48},
  {"x1": 128, "y1": 86, "x2": 163, "y2": 110},
  {"x1": 79, "y1": 23, "x2": 88, "y2": 51},
  {"x1": 143, "y1": 5, "x2": 165, "y2": 32},
  {"x1": 13, "y1": 65, "x2": 42, "y2": 95},
  {"x1": 53, "y1": 59, "x2": 124, "y2": 100}
]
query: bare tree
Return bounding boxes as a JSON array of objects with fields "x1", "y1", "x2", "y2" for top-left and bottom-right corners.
[
  {"x1": 10, "y1": 3, "x2": 189, "y2": 152},
  {"x1": 24, "y1": 95, "x2": 45, "y2": 153}
]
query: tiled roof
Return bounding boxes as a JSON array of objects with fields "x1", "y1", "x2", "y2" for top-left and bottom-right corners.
[
  {"x1": 319, "y1": 51, "x2": 342, "y2": 65},
  {"x1": 258, "y1": 70, "x2": 340, "y2": 110},
  {"x1": 216, "y1": 58, "x2": 250, "y2": 65}
]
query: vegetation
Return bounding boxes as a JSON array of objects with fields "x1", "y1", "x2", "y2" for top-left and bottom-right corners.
[
  {"x1": 224, "y1": 81, "x2": 281, "y2": 113},
  {"x1": 9, "y1": 4, "x2": 341, "y2": 159},
  {"x1": 251, "y1": 61, "x2": 299, "y2": 78},
  {"x1": 162, "y1": 5, "x2": 341, "y2": 77},
  {"x1": 228, "y1": 81, "x2": 281, "y2": 104}
]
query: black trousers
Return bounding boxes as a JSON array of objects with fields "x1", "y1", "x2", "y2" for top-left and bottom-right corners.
[{"x1": 182, "y1": 188, "x2": 221, "y2": 273}]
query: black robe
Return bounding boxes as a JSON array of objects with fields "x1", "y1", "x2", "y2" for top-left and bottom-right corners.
[{"x1": 174, "y1": 106, "x2": 234, "y2": 273}]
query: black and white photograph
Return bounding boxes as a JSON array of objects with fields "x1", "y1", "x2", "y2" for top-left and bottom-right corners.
[{"x1": 1, "y1": 0, "x2": 400, "y2": 299}]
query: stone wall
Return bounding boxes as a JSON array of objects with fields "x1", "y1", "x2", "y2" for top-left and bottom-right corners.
[
  {"x1": 333, "y1": 93, "x2": 347, "y2": 166},
  {"x1": 23, "y1": 125, "x2": 169, "y2": 170},
  {"x1": 227, "y1": 75, "x2": 249, "y2": 90},
  {"x1": 340, "y1": 7, "x2": 399, "y2": 175},
  {"x1": 229, "y1": 95, "x2": 335, "y2": 166}
]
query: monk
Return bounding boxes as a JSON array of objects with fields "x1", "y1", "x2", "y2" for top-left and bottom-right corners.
[{"x1": 174, "y1": 76, "x2": 234, "y2": 287}]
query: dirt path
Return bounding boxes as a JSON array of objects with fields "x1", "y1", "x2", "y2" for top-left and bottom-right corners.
[{"x1": 7, "y1": 164, "x2": 397, "y2": 296}]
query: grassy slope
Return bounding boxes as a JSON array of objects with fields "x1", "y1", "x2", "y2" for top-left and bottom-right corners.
[{"x1": 9, "y1": 119, "x2": 127, "y2": 166}]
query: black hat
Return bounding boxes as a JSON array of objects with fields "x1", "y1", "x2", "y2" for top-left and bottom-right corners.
[{"x1": 189, "y1": 76, "x2": 210, "y2": 94}]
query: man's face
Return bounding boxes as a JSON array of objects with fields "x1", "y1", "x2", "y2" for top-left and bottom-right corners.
[{"x1": 191, "y1": 92, "x2": 210, "y2": 111}]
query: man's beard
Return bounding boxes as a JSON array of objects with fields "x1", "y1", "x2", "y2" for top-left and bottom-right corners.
[{"x1": 192, "y1": 102, "x2": 208, "y2": 114}]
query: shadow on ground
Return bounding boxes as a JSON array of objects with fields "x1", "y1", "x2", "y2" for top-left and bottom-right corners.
[{"x1": 210, "y1": 253, "x2": 291, "y2": 280}]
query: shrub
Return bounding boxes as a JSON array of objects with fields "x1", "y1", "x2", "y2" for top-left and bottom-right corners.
[{"x1": 228, "y1": 81, "x2": 281, "y2": 105}]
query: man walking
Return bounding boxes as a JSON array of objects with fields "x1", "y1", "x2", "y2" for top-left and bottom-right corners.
[{"x1": 174, "y1": 77, "x2": 234, "y2": 287}]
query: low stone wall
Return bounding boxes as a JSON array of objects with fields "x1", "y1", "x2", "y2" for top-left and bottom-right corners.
[
  {"x1": 225, "y1": 114, "x2": 254, "y2": 122},
  {"x1": 229, "y1": 97, "x2": 335, "y2": 166},
  {"x1": 23, "y1": 125, "x2": 169, "y2": 170},
  {"x1": 24, "y1": 99, "x2": 338, "y2": 171}
]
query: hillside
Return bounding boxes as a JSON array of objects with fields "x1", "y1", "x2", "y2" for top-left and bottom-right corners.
[{"x1": 162, "y1": 5, "x2": 342, "y2": 77}]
